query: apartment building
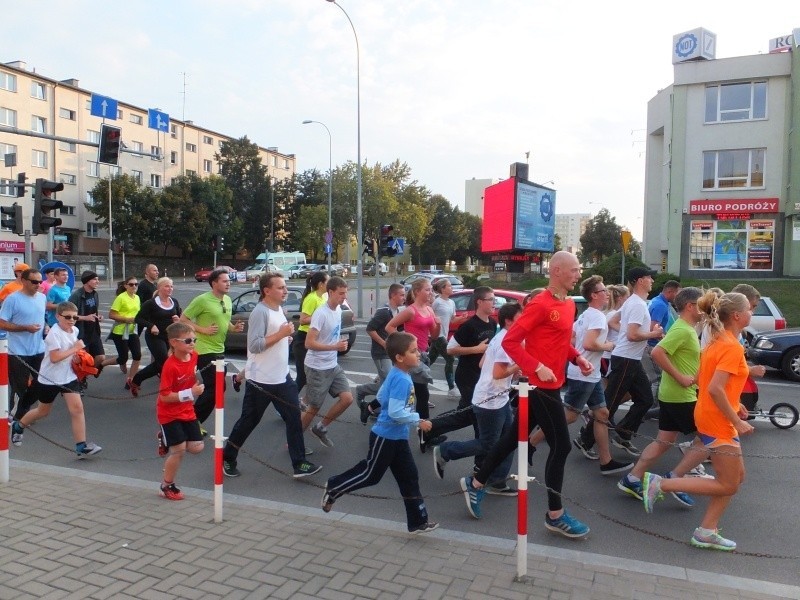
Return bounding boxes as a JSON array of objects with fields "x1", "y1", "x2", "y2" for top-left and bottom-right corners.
[
  {"x1": 554, "y1": 212, "x2": 591, "y2": 254},
  {"x1": 0, "y1": 59, "x2": 295, "y2": 263},
  {"x1": 642, "y1": 28, "x2": 800, "y2": 277}
]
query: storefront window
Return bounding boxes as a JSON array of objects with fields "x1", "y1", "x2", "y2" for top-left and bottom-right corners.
[{"x1": 690, "y1": 219, "x2": 774, "y2": 271}]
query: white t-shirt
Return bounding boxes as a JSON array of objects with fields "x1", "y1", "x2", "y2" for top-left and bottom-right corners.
[
  {"x1": 472, "y1": 328, "x2": 513, "y2": 410},
  {"x1": 567, "y1": 306, "x2": 606, "y2": 383},
  {"x1": 247, "y1": 304, "x2": 289, "y2": 385},
  {"x1": 432, "y1": 297, "x2": 455, "y2": 340},
  {"x1": 602, "y1": 308, "x2": 621, "y2": 360},
  {"x1": 611, "y1": 294, "x2": 650, "y2": 360},
  {"x1": 39, "y1": 324, "x2": 79, "y2": 386},
  {"x1": 305, "y1": 302, "x2": 342, "y2": 371}
]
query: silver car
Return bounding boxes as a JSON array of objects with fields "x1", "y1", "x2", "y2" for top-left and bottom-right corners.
[{"x1": 226, "y1": 285, "x2": 356, "y2": 354}]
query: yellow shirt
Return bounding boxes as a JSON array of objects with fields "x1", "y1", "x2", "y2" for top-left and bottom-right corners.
[
  {"x1": 298, "y1": 292, "x2": 327, "y2": 333},
  {"x1": 110, "y1": 292, "x2": 141, "y2": 335}
]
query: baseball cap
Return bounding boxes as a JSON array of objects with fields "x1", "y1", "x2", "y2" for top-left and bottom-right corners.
[
  {"x1": 13, "y1": 262, "x2": 30, "y2": 273},
  {"x1": 627, "y1": 266, "x2": 657, "y2": 284}
]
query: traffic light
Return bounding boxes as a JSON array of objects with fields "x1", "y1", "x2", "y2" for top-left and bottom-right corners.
[
  {"x1": 98, "y1": 124, "x2": 122, "y2": 165},
  {"x1": 362, "y1": 238, "x2": 374, "y2": 257},
  {"x1": 1, "y1": 203, "x2": 24, "y2": 235},
  {"x1": 15, "y1": 172, "x2": 26, "y2": 198},
  {"x1": 379, "y1": 224, "x2": 396, "y2": 257},
  {"x1": 218, "y1": 236, "x2": 224, "y2": 252},
  {"x1": 210, "y1": 234, "x2": 217, "y2": 251},
  {"x1": 33, "y1": 178, "x2": 64, "y2": 233}
]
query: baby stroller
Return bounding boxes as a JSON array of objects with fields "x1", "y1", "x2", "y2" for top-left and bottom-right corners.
[{"x1": 740, "y1": 376, "x2": 798, "y2": 429}]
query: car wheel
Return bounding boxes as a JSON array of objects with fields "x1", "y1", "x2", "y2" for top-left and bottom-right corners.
[{"x1": 780, "y1": 347, "x2": 800, "y2": 382}]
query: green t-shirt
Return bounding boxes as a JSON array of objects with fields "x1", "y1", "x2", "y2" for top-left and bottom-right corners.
[
  {"x1": 298, "y1": 292, "x2": 327, "y2": 333},
  {"x1": 183, "y1": 291, "x2": 233, "y2": 354},
  {"x1": 656, "y1": 318, "x2": 700, "y2": 403},
  {"x1": 110, "y1": 292, "x2": 141, "y2": 336}
]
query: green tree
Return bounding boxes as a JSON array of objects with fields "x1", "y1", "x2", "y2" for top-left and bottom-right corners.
[
  {"x1": 294, "y1": 205, "x2": 329, "y2": 261},
  {"x1": 216, "y1": 136, "x2": 270, "y2": 257},
  {"x1": 579, "y1": 208, "x2": 625, "y2": 264},
  {"x1": 87, "y1": 175, "x2": 159, "y2": 253}
]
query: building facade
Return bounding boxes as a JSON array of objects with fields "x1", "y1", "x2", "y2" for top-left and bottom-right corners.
[
  {"x1": 642, "y1": 31, "x2": 800, "y2": 278},
  {"x1": 0, "y1": 60, "x2": 295, "y2": 266},
  {"x1": 554, "y1": 212, "x2": 591, "y2": 254}
]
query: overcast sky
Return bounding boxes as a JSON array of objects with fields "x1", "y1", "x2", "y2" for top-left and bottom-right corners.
[{"x1": 3, "y1": 1, "x2": 793, "y2": 239}]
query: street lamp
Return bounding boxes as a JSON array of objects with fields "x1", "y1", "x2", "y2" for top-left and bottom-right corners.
[
  {"x1": 269, "y1": 176, "x2": 275, "y2": 252},
  {"x1": 325, "y1": 0, "x2": 363, "y2": 317},
  {"x1": 302, "y1": 120, "x2": 333, "y2": 270}
]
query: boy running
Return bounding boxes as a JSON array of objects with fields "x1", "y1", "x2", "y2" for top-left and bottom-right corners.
[
  {"x1": 157, "y1": 322, "x2": 205, "y2": 500},
  {"x1": 321, "y1": 332, "x2": 439, "y2": 534}
]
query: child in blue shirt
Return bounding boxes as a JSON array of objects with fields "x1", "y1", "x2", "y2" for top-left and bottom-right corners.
[{"x1": 321, "y1": 331, "x2": 439, "y2": 534}]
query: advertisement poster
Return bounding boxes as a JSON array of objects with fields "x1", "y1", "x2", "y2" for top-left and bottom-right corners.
[
  {"x1": 713, "y1": 229, "x2": 747, "y2": 269},
  {"x1": 514, "y1": 181, "x2": 555, "y2": 252},
  {"x1": 747, "y1": 221, "x2": 774, "y2": 270}
]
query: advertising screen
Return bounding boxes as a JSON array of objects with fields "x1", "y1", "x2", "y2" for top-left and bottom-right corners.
[
  {"x1": 481, "y1": 178, "x2": 516, "y2": 252},
  {"x1": 514, "y1": 181, "x2": 556, "y2": 252}
]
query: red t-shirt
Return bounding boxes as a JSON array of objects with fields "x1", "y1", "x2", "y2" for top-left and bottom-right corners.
[
  {"x1": 157, "y1": 351, "x2": 199, "y2": 425},
  {"x1": 502, "y1": 290, "x2": 579, "y2": 390}
]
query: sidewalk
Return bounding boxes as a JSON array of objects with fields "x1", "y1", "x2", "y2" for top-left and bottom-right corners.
[{"x1": 3, "y1": 461, "x2": 797, "y2": 600}]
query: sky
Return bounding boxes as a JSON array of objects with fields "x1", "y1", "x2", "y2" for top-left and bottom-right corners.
[{"x1": 4, "y1": 1, "x2": 794, "y2": 240}]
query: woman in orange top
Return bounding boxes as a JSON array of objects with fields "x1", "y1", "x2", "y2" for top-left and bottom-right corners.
[{"x1": 640, "y1": 291, "x2": 755, "y2": 552}]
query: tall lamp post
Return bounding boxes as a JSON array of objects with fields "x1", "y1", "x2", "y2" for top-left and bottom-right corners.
[
  {"x1": 325, "y1": 0, "x2": 363, "y2": 317},
  {"x1": 302, "y1": 120, "x2": 333, "y2": 270}
]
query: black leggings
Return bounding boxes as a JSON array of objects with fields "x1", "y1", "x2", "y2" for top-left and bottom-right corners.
[
  {"x1": 414, "y1": 382, "x2": 430, "y2": 419},
  {"x1": 476, "y1": 387, "x2": 570, "y2": 512},
  {"x1": 292, "y1": 332, "x2": 309, "y2": 393},
  {"x1": 132, "y1": 333, "x2": 170, "y2": 386},
  {"x1": 110, "y1": 333, "x2": 141, "y2": 364}
]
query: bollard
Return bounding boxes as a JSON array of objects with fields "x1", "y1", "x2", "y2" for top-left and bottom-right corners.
[
  {"x1": 0, "y1": 337, "x2": 8, "y2": 483},
  {"x1": 512, "y1": 377, "x2": 534, "y2": 582},
  {"x1": 213, "y1": 359, "x2": 226, "y2": 523}
]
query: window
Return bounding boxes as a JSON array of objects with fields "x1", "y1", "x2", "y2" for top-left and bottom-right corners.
[
  {"x1": 203, "y1": 159, "x2": 212, "y2": 173},
  {"x1": 170, "y1": 151, "x2": 177, "y2": 165},
  {"x1": 186, "y1": 142, "x2": 197, "y2": 152},
  {"x1": 705, "y1": 82, "x2": 767, "y2": 123},
  {"x1": 86, "y1": 223, "x2": 100, "y2": 238},
  {"x1": 170, "y1": 177, "x2": 179, "y2": 186},
  {"x1": 150, "y1": 173, "x2": 161, "y2": 188},
  {"x1": 117, "y1": 109, "x2": 123, "y2": 119},
  {"x1": 151, "y1": 145, "x2": 161, "y2": 160},
  {"x1": 131, "y1": 170, "x2": 142, "y2": 185},
  {"x1": 689, "y1": 219, "x2": 775, "y2": 271},
  {"x1": 59, "y1": 107, "x2": 76, "y2": 121},
  {"x1": 31, "y1": 115, "x2": 47, "y2": 133},
  {"x1": 0, "y1": 178, "x2": 14, "y2": 197},
  {"x1": 283, "y1": 159, "x2": 289, "y2": 169},
  {"x1": 87, "y1": 130, "x2": 100, "y2": 144},
  {"x1": 32, "y1": 150, "x2": 47, "y2": 168},
  {"x1": 0, "y1": 72, "x2": 17, "y2": 92},
  {"x1": 130, "y1": 113, "x2": 143, "y2": 125},
  {"x1": 30, "y1": 82, "x2": 46, "y2": 100},
  {"x1": 85, "y1": 191, "x2": 95, "y2": 206},
  {"x1": 0, "y1": 107, "x2": 17, "y2": 127},
  {"x1": 59, "y1": 205, "x2": 76, "y2": 216},
  {"x1": 132, "y1": 141, "x2": 143, "y2": 157},
  {"x1": 271, "y1": 156, "x2": 277, "y2": 167},
  {"x1": 0, "y1": 143, "x2": 17, "y2": 160},
  {"x1": 170, "y1": 124, "x2": 177, "y2": 139},
  {"x1": 110, "y1": 165, "x2": 121, "y2": 176},
  {"x1": 59, "y1": 141, "x2": 76, "y2": 153},
  {"x1": 88, "y1": 161, "x2": 99, "y2": 177},
  {"x1": 186, "y1": 169, "x2": 196, "y2": 177},
  {"x1": 703, "y1": 149, "x2": 765, "y2": 189},
  {"x1": 203, "y1": 135, "x2": 213, "y2": 145},
  {"x1": 60, "y1": 173, "x2": 77, "y2": 185}
]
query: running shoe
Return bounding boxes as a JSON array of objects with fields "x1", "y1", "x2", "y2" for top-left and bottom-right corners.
[
  {"x1": 600, "y1": 458, "x2": 633, "y2": 476},
  {"x1": 485, "y1": 484, "x2": 518, "y2": 497},
  {"x1": 642, "y1": 472, "x2": 664, "y2": 513},
  {"x1": 77, "y1": 442, "x2": 102, "y2": 458},
  {"x1": 544, "y1": 510, "x2": 590, "y2": 538},
  {"x1": 231, "y1": 373, "x2": 242, "y2": 393},
  {"x1": 460, "y1": 476, "x2": 485, "y2": 519},
  {"x1": 409, "y1": 522, "x2": 439, "y2": 534},
  {"x1": 690, "y1": 527, "x2": 736, "y2": 551},
  {"x1": 11, "y1": 421, "x2": 23, "y2": 446},
  {"x1": 617, "y1": 474, "x2": 643, "y2": 500},
  {"x1": 223, "y1": 459, "x2": 241, "y2": 477},
  {"x1": 572, "y1": 437, "x2": 599, "y2": 460},
  {"x1": 321, "y1": 485, "x2": 335, "y2": 513},
  {"x1": 311, "y1": 423, "x2": 334, "y2": 448},
  {"x1": 611, "y1": 433, "x2": 641, "y2": 456},
  {"x1": 432, "y1": 445, "x2": 446, "y2": 479},
  {"x1": 664, "y1": 471, "x2": 694, "y2": 507},
  {"x1": 160, "y1": 483, "x2": 184, "y2": 501},
  {"x1": 293, "y1": 461, "x2": 322, "y2": 478}
]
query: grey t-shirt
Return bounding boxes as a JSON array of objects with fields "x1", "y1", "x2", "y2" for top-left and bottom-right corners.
[{"x1": 432, "y1": 296, "x2": 455, "y2": 340}]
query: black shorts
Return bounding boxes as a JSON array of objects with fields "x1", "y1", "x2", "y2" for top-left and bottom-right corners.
[
  {"x1": 83, "y1": 336, "x2": 105, "y2": 358},
  {"x1": 34, "y1": 380, "x2": 82, "y2": 404},
  {"x1": 657, "y1": 400, "x2": 697, "y2": 435},
  {"x1": 160, "y1": 420, "x2": 203, "y2": 448}
]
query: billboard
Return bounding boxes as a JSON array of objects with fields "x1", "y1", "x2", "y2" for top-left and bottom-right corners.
[{"x1": 481, "y1": 178, "x2": 556, "y2": 253}]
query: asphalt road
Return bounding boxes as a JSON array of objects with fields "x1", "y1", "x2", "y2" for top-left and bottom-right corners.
[{"x1": 9, "y1": 279, "x2": 800, "y2": 587}]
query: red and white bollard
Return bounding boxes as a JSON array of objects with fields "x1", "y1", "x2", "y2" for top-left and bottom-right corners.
[
  {"x1": 0, "y1": 338, "x2": 8, "y2": 483},
  {"x1": 212, "y1": 359, "x2": 226, "y2": 523},
  {"x1": 512, "y1": 377, "x2": 535, "y2": 581}
]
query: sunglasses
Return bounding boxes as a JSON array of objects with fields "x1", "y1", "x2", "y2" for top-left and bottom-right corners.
[
  {"x1": 61, "y1": 315, "x2": 79, "y2": 321},
  {"x1": 126, "y1": 282, "x2": 138, "y2": 287},
  {"x1": 220, "y1": 300, "x2": 226, "y2": 314},
  {"x1": 26, "y1": 279, "x2": 43, "y2": 284},
  {"x1": 177, "y1": 337, "x2": 197, "y2": 344}
]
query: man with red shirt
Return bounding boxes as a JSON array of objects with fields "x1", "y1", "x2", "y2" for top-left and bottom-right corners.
[{"x1": 459, "y1": 251, "x2": 592, "y2": 538}]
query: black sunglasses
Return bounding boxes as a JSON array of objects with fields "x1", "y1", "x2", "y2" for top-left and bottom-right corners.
[
  {"x1": 26, "y1": 279, "x2": 43, "y2": 284},
  {"x1": 178, "y1": 337, "x2": 197, "y2": 344},
  {"x1": 126, "y1": 282, "x2": 138, "y2": 287},
  {"x1": 220, "y1": 300, "x2": 226, "y2": 314},
  {"x1": 61, "y1": 315, "x2": 79, "y2": 321}
]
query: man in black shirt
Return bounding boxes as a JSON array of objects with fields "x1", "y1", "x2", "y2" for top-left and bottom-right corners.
[
  {"x1": 136, "y1": 264, "x2": 159, "y2": 335},
  {"x1": 420, "y1": 287, "x2": 497, "y2": 451}
]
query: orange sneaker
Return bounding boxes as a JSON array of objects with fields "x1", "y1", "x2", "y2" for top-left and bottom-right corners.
[{"x1": 160, "y1": 483, "x2": 184, "y2": 501}]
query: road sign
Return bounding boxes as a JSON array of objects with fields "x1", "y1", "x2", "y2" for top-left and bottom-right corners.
[
  {"x1": 53, "y1": 235, "x2": 67, "y2": 241},
  {"x1": 148, "y1": 108, "x2": 170, "y2": 132},
  {"x1": 390, "y1": 238, "x2": 404, "y2": 256},
  {"x1": 324, "y1": 230, "x2": 333, "y2": 244},
  {"x1": 90, "y1": 94, "x2": 118, "y2": 120},
  {"x1": 324, "y1": 243, "x2": 332, "y2": 254}
]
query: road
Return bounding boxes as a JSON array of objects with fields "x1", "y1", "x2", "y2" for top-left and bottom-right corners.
[{"x1": 9, "y1": 279, "x2": 800, "y2": 588}]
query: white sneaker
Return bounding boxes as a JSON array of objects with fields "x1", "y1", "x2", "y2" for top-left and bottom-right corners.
[
  {"x1": 448, "y1": 387, "x2": 459, "y2": 399},
  {"x1": 687, "y1": 464, "x2": 714, "y2": 479}
]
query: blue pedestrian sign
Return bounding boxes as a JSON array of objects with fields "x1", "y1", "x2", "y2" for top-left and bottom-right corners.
[
  {"x1": 391, "y1": 238, "x2": 404, "y2": 256},
  {"x1": 148, "y1": 108, "x2": 170, "y2": 132},
  {"x1": 324, "y1": 243, "x2": 332, "y2": 255},
  {"x1": 90, "y1": 94, "x2": 118, "y2": 120}
]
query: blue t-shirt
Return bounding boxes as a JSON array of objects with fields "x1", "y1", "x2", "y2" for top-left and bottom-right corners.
[
  {"x1": 46, "y1": 284, "x2": 72, "y2": 326},
  {"x1": 0, "y1": 291, "x2": 46, "y2": 355},
  {"x1": 371, "y1": 366, "x2": 420, "y2": 440},
  {"x1": 647, "y1": 293, "x2": 673, "y2": 347}
]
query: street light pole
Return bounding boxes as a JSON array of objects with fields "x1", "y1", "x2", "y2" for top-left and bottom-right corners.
[
  {"x1": 326, "y1": 0, "x2": 363, "y2": 317},
  {"x1": 270, "y1": 176, "x2": 275, "y2": 253},
  {"x1": 302, "y1": 120, "x2": 333, "y2": 270}
]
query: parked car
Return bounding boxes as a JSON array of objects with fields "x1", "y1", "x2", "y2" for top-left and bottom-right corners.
[
  {"x1": 226, "y1": 285, "x2": 357, "y2": 354},
  {"x1": 297, "y1": 264, "x2": 319, "y2": 278},
  {"x1": 311, "y1": 263, "x2": 348, "y2": 277},
  {"x1": 285, "y1": 264, "x2": 307, "y2": 279},
  {"x1": 447, "y1": 289, "x2": 528, "y2": 336},
  {"x1": 194, "y1": 266, "x2": 236, "y2": 282},
  {"x1": 401, "y1": 272, "x2": 463, "y2": 292},
  {"x1": 364, "y1": 262, "x2": 389, "y2": 276},
  {"x1": 245, "y1": 263, "x2": 284, "y2": 282},
  {"x1": 745, "y1": 296, "x2": 787, "y2": 343},
  {"x1": 748, "y1": 328, "x2": 800, "y2": 382}
]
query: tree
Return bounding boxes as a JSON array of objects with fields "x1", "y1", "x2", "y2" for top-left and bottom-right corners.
[
  {"x1": 294, "y1": 205, "x2": 329, "y2": 261},
  {"x1": 87, "y1": 175, "x2": 159, "y2": 254},
  {"x1": 579, "y1": 208, "x2": 630, "y2": 264}
]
